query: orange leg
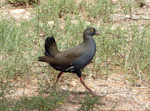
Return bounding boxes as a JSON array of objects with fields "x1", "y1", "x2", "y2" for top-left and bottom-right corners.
[
  {"x1": 80, "y1": 77, "x2": 99, "y2": 96},
  {"x1": 54, "y1": 72, "x2": 63, "y2": 90},
  {"x1": 56, "y1": 72, "x2": 63, "y2": 83}
]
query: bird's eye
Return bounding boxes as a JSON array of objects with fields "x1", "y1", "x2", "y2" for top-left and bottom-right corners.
[{"x1": 91, "y1": 29, "x2": 94, "y2": 32}]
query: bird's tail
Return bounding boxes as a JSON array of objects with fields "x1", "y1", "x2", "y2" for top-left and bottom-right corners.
[
  {"x1": 38, "y1": 56, "x2": 52, "y2": 63},
  {"x1": 44, "y1": 36, "x2": 60, "y2": 56}
]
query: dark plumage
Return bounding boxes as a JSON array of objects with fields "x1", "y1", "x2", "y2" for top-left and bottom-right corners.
[{"x1": 38, "y1": 27, "x2": 100, "y2": 96}]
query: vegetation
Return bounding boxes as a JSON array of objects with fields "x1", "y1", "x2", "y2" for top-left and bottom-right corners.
[{"x1": 0, "y1": 0, "x2": 150, "y2": 110}]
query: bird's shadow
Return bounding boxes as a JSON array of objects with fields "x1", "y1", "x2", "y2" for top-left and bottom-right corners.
[
  {"x1": 44, "y1": 88, "x2": 89, "y2": 96},
  {"x1": 43, "y1": 87, "x2": 106, "y2": 106},
  {"x1": 59, "y1": 89, "x2": 90, "y2": 96},
  {"x1": 43, "y1": 85, "x2": 106, "y2": 98}
]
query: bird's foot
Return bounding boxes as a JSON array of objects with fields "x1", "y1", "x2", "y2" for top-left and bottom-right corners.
[{"x1": 90, "y1": 91, "x2": 100, "y2": 96}]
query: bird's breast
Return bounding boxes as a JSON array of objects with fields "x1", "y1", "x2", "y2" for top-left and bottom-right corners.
[
  {"x1": 84, "y1": 38, "x2": 96, "y2": 58},
  {"x1": 73, "y1": 38, "x2": 96, "y2": 69}
]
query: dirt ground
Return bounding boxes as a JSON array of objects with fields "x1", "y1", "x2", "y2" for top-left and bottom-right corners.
[{"x1": 0, "y1": 0, "x2": 150, "y2": 110}]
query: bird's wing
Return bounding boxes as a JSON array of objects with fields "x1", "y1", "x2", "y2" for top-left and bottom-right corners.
[
  {"x1": 39, "y1": 42, "x2": 83, "y2": 64},
  {"x1": 39, "y1": 43, "x2": 87, "y2": 70},
  {"x1": 52, "y1": 44, "x2": 84, "y2": 66}
]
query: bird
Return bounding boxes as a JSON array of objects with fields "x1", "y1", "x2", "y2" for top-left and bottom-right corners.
[{"x1": 38, "y1": 27, "x2": 100, "y2": 96}]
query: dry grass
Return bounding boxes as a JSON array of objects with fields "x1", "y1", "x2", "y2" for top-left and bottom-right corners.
[{"x1": 0, "y1": 0, "x2": 150, "y2": 110}]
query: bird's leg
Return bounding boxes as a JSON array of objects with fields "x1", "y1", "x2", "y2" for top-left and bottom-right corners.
[
  {"x1": 80, "y1": 77, "x2": 99, "y2": 96},
  {"x1": 56, "y1": 72, "x2": 63, "y2": 83},
  {"x1": 53, "y1": 72, "x2": 63, "y2": 90}
]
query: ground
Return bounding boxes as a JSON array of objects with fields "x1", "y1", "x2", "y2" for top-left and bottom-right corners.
[{"x1": 0, "y1": 0, "x2": 150, "y2": 110}]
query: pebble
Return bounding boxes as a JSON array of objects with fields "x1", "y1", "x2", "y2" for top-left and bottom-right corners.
[
  {"x1": 10, "y1": 9, "x2": 31, "y2": 21},
  {"x1": 110, "y1": 14, "x2": 124, "y2": 21},
  {"x1": 70, "y1": 81, "x2": 76, "y2": 86},
  {"x1": 132, "y1": 15, "x2": 140, "y2": 20},
  {"x1": 48, "y1": 21, "x2": 54, "y2": 26},
  {"x1": 125, "y1": 15, "x2": 131, "y2": 19},
  {"x1": 85, "y1": 21, "x2": 91, "y2": 25},
  {"x1": 10, "y1": 9, "x2": 26, "y2": 14},
  {"x1": 124, "y1": 14, "x2": 140, "y2": 20},
  {"x1": 142, "y1": 15, "x2": 150, "y2": 20}
]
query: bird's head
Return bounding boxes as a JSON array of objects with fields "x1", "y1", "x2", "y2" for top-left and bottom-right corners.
[{"x1": 83, "y1": 27, "x2": 100, "y2": 37}]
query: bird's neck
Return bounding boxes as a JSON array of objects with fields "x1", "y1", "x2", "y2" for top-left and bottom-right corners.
[{"x1": 83, "y1": 35, "x2": 94, "y2": 42}]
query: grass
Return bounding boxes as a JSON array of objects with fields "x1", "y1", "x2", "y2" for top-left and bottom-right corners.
[
  {"x1": 0, "y1": 90, "x2": 70, "y2": 110},
  {"x1": 0, "y1": 0, "x2": 150, "y2": 110},
  {"x1": 79, "y1": 94, "x2": 103, "y2": 111}
]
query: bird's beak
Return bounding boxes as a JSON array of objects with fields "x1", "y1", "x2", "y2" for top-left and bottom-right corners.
[{"x1": 95, "y1": 32, "x2": 100, "y2": 35}]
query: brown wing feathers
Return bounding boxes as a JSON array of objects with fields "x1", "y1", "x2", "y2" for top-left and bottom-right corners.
[{"x1": 38, "y1": 36, "x2": 83, "y2": 66}]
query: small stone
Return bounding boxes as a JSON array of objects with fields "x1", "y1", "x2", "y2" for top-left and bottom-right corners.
[
  {"x1": 85, "y1": 21, "x2": 91, "y2": 25},
  {"x1": 124, "y1": 14, "x2": 140, "y2": 20},
  {"x1": 132, "y1": 15, "x2": 140, "y2": 20},
  {"x1": 70, "y1": 81, "x2": 76, "y2": 86},
  {"x1": 142, "y1": 16, "x2": 150, "y2": 20},
  {"x1": 10, "y1": 9, "x2": 31, "y2": 21},
  {"x1": 48, "y1": 21, "x2": 54, "y2": 26},
  {"x1": 125, "y1": 15, "x2": 131, "y2": 19},
  {"x1": 10, "y1": 9, "x2": 26, "y2": 15},
  {"x1": 110, "y1": 14, "x2": 124, "y2": 22},
  {"x1": 112, "y1": 0, "x2": 119, "y2": 3}
]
